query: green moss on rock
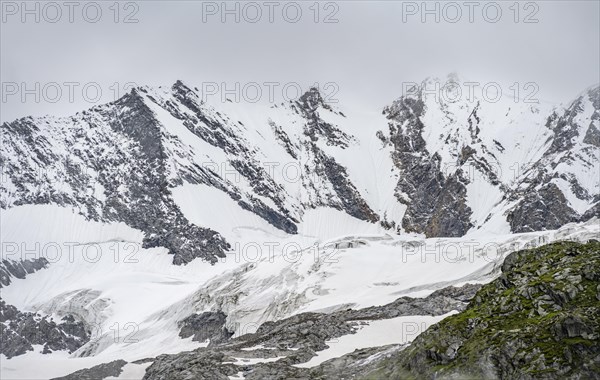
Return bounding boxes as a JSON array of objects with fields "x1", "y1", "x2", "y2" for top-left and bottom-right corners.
[{"x1": 365, "y1": 241, "x2": 600, "y2": 380}]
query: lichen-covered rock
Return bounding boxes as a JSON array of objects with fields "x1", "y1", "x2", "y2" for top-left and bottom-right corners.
[{"x1": 365, "y1": 241, "x2": 600, "y2": 380}]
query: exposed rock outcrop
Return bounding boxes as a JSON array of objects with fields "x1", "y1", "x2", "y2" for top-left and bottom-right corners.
[
  {"x1": 384, "y1": 89, "x2": 473, "y2": 237},
  {"x1": 50, "y1": 360, "x2": 127, "y2": 380},
  {"x1": 142, "y1": 283, "x2": 479, "y2": 379},
  {"x1": 0, "y1": 257, "x2": 48, "y2": 288},
  {"x1": 0, "y1": 300, "x2": 90, "y2": 358},
  {"x1": 508, "y1": 183, "x2": 580, "y2": 233},
  {"x1": 178, "y1": 311, "x2": 234, "y2": 345},
  {"x1": 365, "y1": 241, "x2": 600, "y2": 380}
]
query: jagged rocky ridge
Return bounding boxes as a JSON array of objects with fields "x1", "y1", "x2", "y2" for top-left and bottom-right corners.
[
  {"x1": 1, "y1": 78, "x2": 598, "y2": 379},
  {"x1": 508, "y1": 87, "x2": 600, "y2": 232},
  {"x1": 383, "y1": 92, "x2": 473, "y2": 237},
  {"x1": 364, "y1": 241, "x2": 600, "y2": 379},
  {"x1": 1, "y1": 82, "x2": 379, "y2": 265},
  {"x1": 1, "y1": 78, "x2": 598, "y2": 265},
  {"x1": 1, "y1": 89, "x2": 230, "y2": 265},
  {"x1": 382, "y1": 78, "x2": 599, "y2": 237}
]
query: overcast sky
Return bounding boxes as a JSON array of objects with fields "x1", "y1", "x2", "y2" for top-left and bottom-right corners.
[{"x1": 1, "y1": 0, "x2": 599, "y2": 122}]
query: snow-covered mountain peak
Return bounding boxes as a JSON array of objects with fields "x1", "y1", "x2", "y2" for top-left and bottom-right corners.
[
  {"x1": 297, "y1": 86, "x2": 326, "y2": 110},
  {"x1": 1, "y1": 79, "x2": 598, "y2": 266}
]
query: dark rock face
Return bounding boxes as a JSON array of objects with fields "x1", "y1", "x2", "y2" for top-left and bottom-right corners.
[
  {"x1": 93, "y1": 91, "x2": 231, "y2": 265},
  {"x1": 1, "y1": 89, "x2": 230, "y2": 265},
  {"x1": 50, "y1": 359, "x2": 127, "y2": 380},
  {"x1": 296, "y1": 87, "x2": 353, "y2": 149},
  {"x1": 342, "y1": 284, "x2": 482, "y2": 322},
  {"x1": 292, "y1": 88, "x2": 379, "y2": 223},
  {"x1": 269, "y1": 120, "x2": 299, "y2": 159},
  {"x1": 425, "y1": 170, "x2": 473, "y2": 237},
  {"x1": 553, "y1": 85, "x2": 600, "y2": 153},
  {"x1": 506, "y1": 85, "x2": 600, "y2": 234},
  {"x1": 228, "y1": 159, "x2": 299, "y2": 234},
  {"x1": 583, "y1": 123, "x2": 600, "y2": 147},
  {"x1": 367, "y1": 241, "x2": 600, "y2": 380},
  {"x1": 581, "y1": 199, "x2": 600, "y2": 222},
  {"x1": 308, "y1": 145, "x2": 379, "y2": 223},
  {"x1": 2, "y1": 82, "x2": 385, "y2": 266},
  {"x1": 0, "y1": 300, "x2": 90, "y2": 358},
  {"x1": 178, "y1": 311, "x2": 234, "y2": 345},
  {"x1": 162, "y1": 81, "x2": 299, "y2": 235},
  {"x1": 384, "y1": 94, "x2": 473, "y2": 237},
  {"x1": 381, "y1": 81, "x2": 598, "y2": 237},
  {"x1": 238, "y1": 312, "x2": 357, "y2": 356},
  {"x1": 547, "y1": 96, "x2": 586, "y2": 154},
  {"x1": 0, "y1": 258, "x2": 71, "y2": 358},
  {"x1": 508, "y1": 183, "x2": 580, "y2": 233},
  {"x1": 0, "y1": 257, "x2": 48, "y2": 288},
  {"x1": 144, "y1": 350, "x2": 239, "y2": 380}
]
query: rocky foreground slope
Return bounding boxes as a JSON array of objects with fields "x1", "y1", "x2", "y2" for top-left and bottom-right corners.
[
  {"x1": 364, "y1": 241, "x2": 600, "y2": 380},
  {"x1": 48, "y1": 240, "x2": 600, "y2": 379},
  {"x1": 50, "y1": 284, "x2": 481, "y2": 380}
]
